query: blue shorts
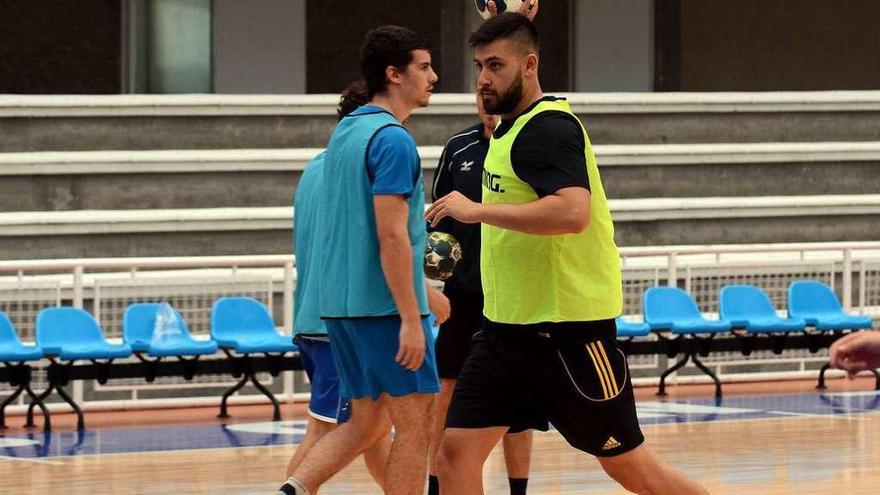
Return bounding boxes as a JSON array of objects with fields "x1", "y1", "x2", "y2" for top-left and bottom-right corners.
[
  {"x1": 325, "y1": 316, "x2": 440, "y2": 401},
  {"x1": 297, "y1": 336, "x2": 352, "y2": 423}
]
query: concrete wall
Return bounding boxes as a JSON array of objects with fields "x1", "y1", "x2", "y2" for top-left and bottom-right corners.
[
  {"x1": 1, "y1": 159, "x2": 878, "y2": 211},
  {"x1": 573, "y1": 0, "x2": 654, "y2": 91},
  {"x1": 7, "y1": 109, "x2": 880, "y2": 153},
  {"x1": 213, "y1": 0, "x2": 306, "y2": 94}
]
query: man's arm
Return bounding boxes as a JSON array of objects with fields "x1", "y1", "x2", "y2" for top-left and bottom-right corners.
[
  {"x1": 427, "y1": 112, "x2": 591, "y2": 235},
  {"x1": 428, "y1": 145, "x2": 455, "y2": 233},
  {"x1": 426, "y1": 283, "x2": 450, "y2": 324},
  {"x1": 375, "y1": 195, "x2": 426, "y2": 371},
  {"x1": 425, "y1": 186, "x2": 589, "y2": 236}
]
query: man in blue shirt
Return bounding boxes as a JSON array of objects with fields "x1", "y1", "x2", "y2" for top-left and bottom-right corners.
[
  {"x1": 279, "y1": 25, "x2": 447, "y2": 495},
  {"x1": 284, "y1": 81, "x2": 391, "y2": 489}
]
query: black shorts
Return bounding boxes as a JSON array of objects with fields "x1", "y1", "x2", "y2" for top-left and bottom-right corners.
[
  {"x1": 445, "y1": 319, "x2": 645, "y2": 457},
  {"x1": 435, "y1": 287, "x2": 483, "y2": 379}
]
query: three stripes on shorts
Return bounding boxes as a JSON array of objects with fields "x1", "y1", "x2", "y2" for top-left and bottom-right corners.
[{"x1": 585, "y1": 341, "x2": 619, "y2": 399}]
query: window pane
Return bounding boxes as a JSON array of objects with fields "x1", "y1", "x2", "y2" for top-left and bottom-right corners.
[{"x1": 148, "y1": 0, "x2": 212, "y2": 93}]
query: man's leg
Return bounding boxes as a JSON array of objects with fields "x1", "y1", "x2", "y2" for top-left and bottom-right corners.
[
  {"x1": 435, "y1": 426, "x2": 507, "y2": 495},
  {"x1": 597, "y1": 443, "x2": 710, "y2": 495},
  {"x1": 361, "y1": 429, "x2": 392, "y2": 490},
  {"x1": 529, "y1": 327, "x2": 709, "y2": 495},
  {"x1": 429, "y1": 288, "x2": 482, "y2": 494},
  {"x1": 428, "y1": 378, "x2": 457, "y2": 477},
  {"x1": 286, "y1": 397, "x2": 391, "y2": 493},
  {"x1": 286, "y1": 416, "x2": 336, "y2": 477},
  {"x1": 502, "y1": 430, "x2": 532, "y2": 494},
  {"x1": 384, "y1": 392, "x2": 437, "y2": 495}
]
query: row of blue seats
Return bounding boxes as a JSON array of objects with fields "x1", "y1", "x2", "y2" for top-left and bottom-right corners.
[
  {"x1": 2, "y1": 281, "x2": 874, "y2": 365},
  {"x1": 616, "y1": 280, "x2": 874, "y2": 337},
  {"x1": 0, "y1": 297, "x2": 297, "y2": 364}
]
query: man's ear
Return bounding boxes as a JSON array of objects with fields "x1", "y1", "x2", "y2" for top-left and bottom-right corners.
[
  {"x1": 524, "y1": 53, "x2": 539, "y2": 77},
  {"x1": 385, "y1": 65, "x2": 402, "y2": 86}
]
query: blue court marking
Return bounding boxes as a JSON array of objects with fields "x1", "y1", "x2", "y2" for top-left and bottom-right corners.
[{"x1": 1, "y1": 390, "x2": 878, "y2": 459}]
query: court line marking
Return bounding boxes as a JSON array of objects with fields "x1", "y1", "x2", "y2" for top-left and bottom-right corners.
[
  {"x1": 638, "y1": 411, "x2": 869, "y2": 428},
  {"x1": 5, "y1": 442, "x2": 296, "y2": 461},
  {"x1": 766, "y1": 410, "x2": 820, "y2": 416},
  {"x1": 7, "y1": 407, "x2": 879, "y2": 460},
  {"x1": 0, "y1": 455, "x2": 67, "y2": 466}
]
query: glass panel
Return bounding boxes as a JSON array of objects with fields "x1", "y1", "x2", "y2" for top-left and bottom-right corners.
[{"x1": 147, "y1": 0, "x2": 212, "y2": 93}]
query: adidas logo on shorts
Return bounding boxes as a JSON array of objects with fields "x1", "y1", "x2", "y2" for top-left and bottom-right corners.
[{"x1": 602, "y1": 436, "x2": 622, "y2": 451}]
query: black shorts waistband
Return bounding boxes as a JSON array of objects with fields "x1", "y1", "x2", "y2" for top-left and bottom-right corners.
[{"x1": 482, "y1": 318, "x2": 617, "y2": 342}]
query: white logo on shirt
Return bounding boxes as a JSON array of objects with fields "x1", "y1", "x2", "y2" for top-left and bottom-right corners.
[{"x1": 460, "y1": 160, "x2": 474, "y2": 172}]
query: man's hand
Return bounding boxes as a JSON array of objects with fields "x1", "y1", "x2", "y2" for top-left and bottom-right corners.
[
  {"x1": 830, "y1": 331, "x2": 880, "y2": 378},
  {"x1": 427, "y1": 285, "x2": 451, "y2": 325},
  {"x1": 425, "y1": 191, "x2": 482, "y2": 228},
  {"x1": 396, "y1": 318, "x2": 426, "y2": 371},
  {"x1": 487, "y1": 0, "x2": 539, "y2": 21}
]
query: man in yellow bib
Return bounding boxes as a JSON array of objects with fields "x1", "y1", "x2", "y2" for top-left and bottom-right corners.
[{"x1": 425, "y1": 13, "x2": 710, "y2": 495}]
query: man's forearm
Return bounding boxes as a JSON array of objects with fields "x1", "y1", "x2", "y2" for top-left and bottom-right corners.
[
  {"x1": 378, "y1": 234, "x2": 422, "y2": 322},
  {"x1": 478, "y1": 195, "x2": 587, "y2": 235}
]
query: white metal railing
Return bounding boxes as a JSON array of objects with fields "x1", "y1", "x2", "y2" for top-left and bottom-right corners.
[{"x1": 1, "y1": 241, "x2": 880, "y2": 413}]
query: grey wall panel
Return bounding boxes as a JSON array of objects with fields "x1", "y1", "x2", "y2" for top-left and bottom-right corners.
[
  {"x1": 213, "y1": 0, "x2": 306, "y2": 94},
  {"x1": 573, "y1": 0, "x2": 654, "y2": 91}
]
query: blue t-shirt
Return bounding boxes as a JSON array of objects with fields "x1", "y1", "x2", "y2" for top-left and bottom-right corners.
[{"x1": 355, "y1": 105, "x2": 421, "y2": 198}]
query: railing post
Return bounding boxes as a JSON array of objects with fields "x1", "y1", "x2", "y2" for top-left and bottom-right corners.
[
  {"x1": 73, "y1": 265, "x2": 84, "y2": 309},
  {"x1": 283, "y1": 261, "x2": 295, "y2": 401},
  {"x1": 72, "y1": 265, "x2": 85, "y2": 404},
  {"x1": 667, "y1": 253, "x2": 678, "y2": 287},
  {"x1": 859, "y1": 260, "x2": 866, "y2": 315},
  {"x1": 843, "y1": 249, "x2": 853, "y2": 311}
]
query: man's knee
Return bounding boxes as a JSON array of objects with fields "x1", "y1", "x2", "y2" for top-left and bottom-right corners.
[
  {"x1": 600, "y1": 449, "x2": 663, "y2": 495},
  {"x1": 435, "y1": 433, "x2": 473, "y2": 478},
  {"x1": 434, "y1": 439, "x2": 457, "y2": 482},
  {"x1": 387, "y1": 393, "x2": 437, "y2": 431},
  {"x1": 345, "y1": 400, "x2": 391, "y2": 441},
  {"x1": 603, "y1": 464, "x2": 653, "y2": 494}
]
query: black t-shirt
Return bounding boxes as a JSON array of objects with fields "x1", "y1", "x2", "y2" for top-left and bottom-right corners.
[
  {"x1": 429, "y1": 123, "x2": 487, "y2": 292},
  {"x1": 493, "y1": 96, "x2": 590, "y2": 197}
]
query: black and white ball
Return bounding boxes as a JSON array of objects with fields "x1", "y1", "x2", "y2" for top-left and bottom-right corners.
[{"x1": 424, "y1": 232, "x2": 463, "y2": 281}]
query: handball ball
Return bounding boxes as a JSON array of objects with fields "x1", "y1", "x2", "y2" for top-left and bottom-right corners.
[
  {"x1": 475, "y1": 0, "x2": 534, "y2": 20},
  {"x1": 424, "y1": 232, "x2": 463, "y2": 281}
]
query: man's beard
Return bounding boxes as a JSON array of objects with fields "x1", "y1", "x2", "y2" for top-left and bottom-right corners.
[{"x1": 482, "y1": 74, "x2": 523, "y2": 115}]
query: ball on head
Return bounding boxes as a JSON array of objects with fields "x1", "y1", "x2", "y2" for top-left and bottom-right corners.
[{"x1": 474, "y1": 0, "x2": 534, "y2": 20}]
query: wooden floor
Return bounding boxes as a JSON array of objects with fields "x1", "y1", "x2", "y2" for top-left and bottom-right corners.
[{"x1": 3, "y1": 378, "x2": 880, "y2": 494}]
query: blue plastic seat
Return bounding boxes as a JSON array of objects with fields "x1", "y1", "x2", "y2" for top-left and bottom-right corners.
[
  {"x1": 36, "y1": 307, "x2": 132, "y2": 361},
  {"x1": 123, "y1": 303, "x2": 218, "y2": 358},
  {"x1": 0, "y1": 311, "x2": 42, "y2": 362},
  {"x1": 211, "y1": 297, "x2": 297, "y2": 354},
  {"x1": 615, "y1": 317, "x2": 652, "y2": 337},
  {"x1": 644, "y1": 287, "x2": 731, "y2": 335},
  {"x1": 788, "y1": 281, "x2": 874, "y2": 331},
  {"x1": 719, "y1": 285, "x2": 806, "y2": 334}
]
